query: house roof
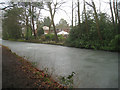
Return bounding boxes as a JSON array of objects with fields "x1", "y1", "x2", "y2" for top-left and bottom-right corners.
[
  {"x1": 43, "y1": 26, "x2": 49, "y2": 31},
  {"x1": 57, "y1": 31, "x2": 69, "y2": 35}
]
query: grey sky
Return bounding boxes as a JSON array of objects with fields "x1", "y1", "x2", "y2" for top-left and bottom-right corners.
[
  {"x1": 42, "y1": 0, "x2": 110, "y2": 25},
  {"x1": 0, "y1": 0, "x2": 114, "y2": 25}
]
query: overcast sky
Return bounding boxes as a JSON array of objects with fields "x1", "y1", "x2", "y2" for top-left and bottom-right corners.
[
  {"x1": 0, "y1": 0, "x2": 115, "y2": 26},
  {"x1": 41, "y1": 0, "x2": 111, "y2": 25}
]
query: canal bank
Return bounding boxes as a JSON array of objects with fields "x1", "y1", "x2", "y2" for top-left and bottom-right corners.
[{"x1": 2, "y1": 45, "x2": 65, "y2": 88}]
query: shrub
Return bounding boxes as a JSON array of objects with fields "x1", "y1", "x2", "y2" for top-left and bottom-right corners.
[
  {"x1": 45, "y1": 34, "x2": 55, "y2": 41},
  {"x1": 109, "y1": 34, "x2": 120, "y2": 51},
  {"x1": 58, "y1": 35, "x2": 65, "y2": 42}
]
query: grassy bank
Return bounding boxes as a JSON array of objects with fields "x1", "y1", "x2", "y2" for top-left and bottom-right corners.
[
  {"x1": 5, "y1": 38, "x2": 119, "y2": 52},
  {"x1": 7, "y1": 39, "x2": 65, "y2": 46}
]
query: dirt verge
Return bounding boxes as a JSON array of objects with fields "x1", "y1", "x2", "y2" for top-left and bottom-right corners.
[{"x1": 2, "y1": 45, "x2": 66, "y2": 89}]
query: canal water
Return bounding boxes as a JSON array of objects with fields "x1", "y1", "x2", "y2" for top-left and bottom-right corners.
[{"x1": 1, "y1": 40, "x2": 118, "y2": 88}]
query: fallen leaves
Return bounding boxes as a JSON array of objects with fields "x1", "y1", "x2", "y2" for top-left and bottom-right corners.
[
  {"x1": 16, "y1": 56, "x2": 66, "y2": 88},
  {"x1": 2, "y1": 45, "x2": 67, "y2": 89}
]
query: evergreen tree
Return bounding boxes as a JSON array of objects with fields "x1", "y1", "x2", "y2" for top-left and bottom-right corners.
[{"x1": 2, "y1": 6, "x2": 23, "y2": 39}]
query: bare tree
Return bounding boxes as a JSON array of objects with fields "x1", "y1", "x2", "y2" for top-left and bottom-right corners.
[
  {"x1": 47, "y1": 2, "x2": 58, "y2": 42},
  {"x1": 35, "y1": 2, "x2": 44, "y2": 37},
  {"x1": 46, "y1": 1, "x2": 65, "y2": 43},
  {"x1": 75, "y1": 9, "x2": 77, "y2": 26},
  {"x1": 116, "y1": 0, "x2": 120, "y2": 24},
  {"x1": 83, "y1": 0, "x2": 88, "y2": 34},
  {"x1": 24, "y1": 6, "x2": 29, "y2": 40},
  {"x1": 77, "y1": 0, "x2": 80, "y2": 26},
  {"x1": 72, "y1": 0, "x2": 74, "y2": 28},
  {"x1": 99, "y1": 0, "x2": 101, "y2": 13},
  {"x1": 31, "y1": 5, "x2": 36, "y2": 37},
  {"x1": 109, "y1": 0, "x2": 115, "y2": 25},
  {"x1": 86, "y1": 0, "x2": 102, "y2": 40},
  {"x1": 112, "y1": 0, "x2": 120, "y2": 33},
  {"x1": 113, "y1": 0, "x2": 118, "y2": 24},
  {"x1": 117, "y1": 1, "x2": 120, "y2": 33},
  {"x1": 29, "y1": 2, "x2": 43, "y2": 38}
]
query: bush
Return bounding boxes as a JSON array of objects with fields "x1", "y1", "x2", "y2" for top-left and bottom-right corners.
[
  {"x1": 17, "y1": 39, "x2": 25, "y2": 42},
  {"x1": 65, "y1": 19, "x2": 119, "y2": 51},
  {"x1": 45, "y1": 34, "x2": 55, "y2": 41},
  {"x1": 58, "y1": 35, "x2": 65, "y2": 42},
  {"x1": 37, "y1": 27, "x2": 44, "y2": 36},
  {"x1": 109, "y1": 34, "x2": 120, "y2": 51},
  {"x1": 25, "y1": 27, "x2": 32, "y2": 40}
]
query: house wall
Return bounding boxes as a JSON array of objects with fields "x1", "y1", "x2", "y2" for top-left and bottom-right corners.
[{"x1": 44, "y1": 30, "x2": 49, "y2": 34}]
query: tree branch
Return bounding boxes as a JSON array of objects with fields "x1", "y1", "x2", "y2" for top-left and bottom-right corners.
[{"x1": 85, "y1": 1, "x2": 93, "y2": 7}]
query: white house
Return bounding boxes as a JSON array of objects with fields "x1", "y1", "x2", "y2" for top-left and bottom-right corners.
[
  {"x1": 42, "y1": 26, "x2": 49, "y2": 34},
  {"x1": 57, "y1": 30, "x2": 69, "y2": 35}
]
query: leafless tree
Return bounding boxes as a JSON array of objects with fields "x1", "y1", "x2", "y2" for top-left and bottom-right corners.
[
  {"x1": 45, "y1": 0, "x2": 65, "y2": 43},
  {"x1": 83, "y1": 0, "x2": 88, "y2": 34},
  {"x1": 113, "y1": 0, "x2": 118, "y2": 24},
  {"x1": 86, "y1": 0, "x2": 102, "y2": 40},
  {"x1": 115, "y1": 0, "x2": 120, "y2": 24},
  {"x1": 77, "y1": 0, "x2": 80, "y2": 26},
  {"x1": 109, "y1": 0, "x2": 115, "y2": 25},
  {"x1": 72, "y1": 0, "x2": 74, "y2": 28},
  {"x1": 112, "y1": 0, "x2": 120, "y2": 32}
]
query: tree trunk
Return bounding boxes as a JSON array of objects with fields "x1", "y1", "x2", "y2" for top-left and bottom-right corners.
[
  {"x1": 75, "y1": 10, "x2": 77, "y2": 26},
  {"x1": 113, "y1": 0, "x2": 117, "y2": 24},
  {"x1": 84, "y1": 0, "x2": 88, "y2": 34},
  {"x1": 77, "y1": 0, "x2": 80, "y2": 26},
  {"x1": 109, "y1": 0, "x2": 115, "y2": 25},
  {"x1": 113, "y1": 0, "x2": 119, "y2": 33},
  {"x1": 29, "y1": 3, "x2": 32, "y2": 36},
  {"x1": 48, "y1": 3, "x2": 59, "y2": 43},
  {"x1": 72, "y1": 0, "x2": 74, "y2": 28},
  {"x1": 25, "y1": 9, "x2": 29, "y2": 40},
  {"x1": 116, "y1": 0, "x2": 120, "y2": 33},
  {"x1": 31, "y1": 5, "x2": 36, "y2": 38},
  {"x1": 91, "y1": 0, "x2": 102, "y2": 40},
  {"x1": 116, "y1": 0, "x2": 120, "y2": 24},
  {"x1": 36, "y1": 10, "x2": 41, "y2": 38},
  {"x1": 52, "y1": 18, "x2": 58, "y2": 42},
  {"x1": 49, "y1": 21, "x2": 52, "y2": 34}
]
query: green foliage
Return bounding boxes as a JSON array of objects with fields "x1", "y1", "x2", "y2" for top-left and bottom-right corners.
[
  {"x1": 109, "y1": 34, "x2": 120, "y2": 51},
  {"x1": 44, "y1": 34, "x2": 65, "y2": 42},
  {"x1": 59, "y1": 72, "x2": 75, "y2": 88},
  {"x1": 25, "y1": 27, "x2": 32, "y2": 40},
  {"x1": 45, "y1": 34, "x2": 55, "y2": 41},
  {"x1": 37, "y1": 27, "x2": 44, "y2": 36},
  {"x1": 58, "y1": 35, "x2": 65, "y2": 42},
  {"x1": 17, "y1": 39, "x2": 25, "y2": 42},
  {"x1": 43, "y1": 17, "x2": 51, "y2": 27},
  {"x1": 2, "y1": 7, "x2": 23, "y2": 40},
  {"x1": 31, "y1": 62, "x2": 38, "y2": 67},
  {"x1": 66, "y1": 12, "x2": 119, "y2": 51},
  {"x1": 56, "y1": 18, "x2": 69, "y2": 29}
]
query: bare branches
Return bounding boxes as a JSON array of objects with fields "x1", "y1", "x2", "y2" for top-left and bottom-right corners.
[
  {"x1": 83, "y1": 0, "x2": 88, "y2": 33},
  {"x1": 59, "y1": 8, "x2": 71, "y2": 21},
  {"x1": 109, "y1": 0, "x2": 115, "y2": 24},
  {"x1": 45, "y1": 0, "x2": 66, "y2": 42},
  {"x1": 56, "y1": 1, "x2": 66, "y2": 9},
  {"x1": 0, "y1": 5, "x2": 15, "y2": 10},
  {"x1": 72, "y1": 0, "x2": 73, "y2": 28},
  {"x1": 85, "y1": 1, "x2": 93, "y2": 8},
  {"x1": 86, "y1": 0, "x2": 102, "y2": 40}
]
